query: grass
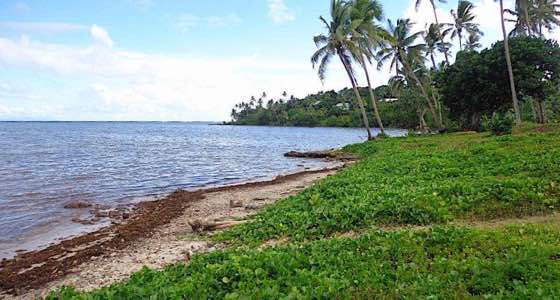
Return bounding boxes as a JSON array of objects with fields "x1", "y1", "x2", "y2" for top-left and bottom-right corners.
[
  {"x1": 47, "y1": 124, "x2": 560, "y2": 299},
  {"x1": 217, "y1": 126, "x2": 560, "y2": 246}
]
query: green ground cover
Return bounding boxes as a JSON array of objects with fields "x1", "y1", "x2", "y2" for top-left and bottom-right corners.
[
  {"x1": 47, "y1": 125, "x2": 560, "y2": 299},
  {"x1": 218, "y1": 126, "x2": 560, "y2": 245}
]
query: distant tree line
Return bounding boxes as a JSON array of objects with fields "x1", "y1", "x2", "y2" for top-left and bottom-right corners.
[{"x1": 227, "y1": 87, "x2": 420, "y2": 129}]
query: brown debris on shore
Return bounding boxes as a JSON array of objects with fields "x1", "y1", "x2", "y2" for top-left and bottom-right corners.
[
  {"x1": 0, "y1": 165, "x2": 346, "y2": 297},
  {"x1": 0, "y1": 189, "x2": 205, "y2": 294},
  {"x1": 284, "y1": 150, "x2": 359, "y2": 162}
]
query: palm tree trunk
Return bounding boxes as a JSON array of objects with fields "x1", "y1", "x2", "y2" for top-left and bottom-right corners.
[
  {"x1": 361, "y1": 57, "x2": 385, "y2": 135},
  {"x1": 430, "y1": 53, "x2": 437, "y2": 70},
  {"x1": 499, "y1": 0, "x2": 522, "y2": 124},
  {"x1": 458, "y1": 31, "x2": 463, "y2": 50},
  {"x1": 399, "y1": 54, "x2": 443, "y2": 130},
  {"x1": 524, "y1": 4, "x2": 531, "y2": 36},
  {"x1": 431, "y1": 1, "x2": 450, "y2": 65},
  {"x1": 339, "y1": 55, "x2": 374, "y2": 140}
]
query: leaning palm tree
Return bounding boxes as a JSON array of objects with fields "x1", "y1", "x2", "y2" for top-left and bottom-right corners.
[
  {"x1": 415, "y1": 0, "x2": 450, "y2": 64},
  {"x1": 312, "y1": 0, "x2": 374, "y2": 140},
  {"x1": 445, "y1": 0, "x2": 482, "y2": 50},
  {"x1": 423, "y1": 23, "x2": 451, "y2": 69},
  {"x1": 496, "y1": 0, "x2": 522, "y2": 124},
  {"x1": 350, "y1": 0, "x2": 387, "y2": 135},
  {"x1": 378, "y1": 19, "x2": 443, "y2": 130}
]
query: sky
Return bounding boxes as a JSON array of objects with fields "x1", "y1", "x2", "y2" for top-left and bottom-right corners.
[{"x1": 0, "y1": 0, "x2": 552, "y2": 121}]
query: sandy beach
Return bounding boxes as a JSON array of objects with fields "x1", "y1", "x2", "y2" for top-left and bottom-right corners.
[{"x1": 0, "y1": 161, "x2": 349, "y2": 299}]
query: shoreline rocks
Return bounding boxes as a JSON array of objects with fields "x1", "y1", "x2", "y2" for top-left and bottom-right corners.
[{"x1": 64, "y1": 201, "x2": 93, "y2": 209}]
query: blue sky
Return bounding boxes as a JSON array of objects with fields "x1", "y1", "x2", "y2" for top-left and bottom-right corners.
[{"x1": 0, "y1": 0, "x2": 532, "y2": 121}]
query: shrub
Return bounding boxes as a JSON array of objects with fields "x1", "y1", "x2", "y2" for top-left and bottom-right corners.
[{"x1": 484, "y1": 113, "x2": 514, "y2": 135}]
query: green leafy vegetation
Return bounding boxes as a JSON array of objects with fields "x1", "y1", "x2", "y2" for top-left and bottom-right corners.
[
  {"x1": 227, "y1": 87, "x2": 423, "y2": 129},
  {"x1": 484, "y1": 112, "x2": 515, "y2": 135},
  {"x1": 435, "y1": 37, "x2": 560, "y2": 130},
  {"x1": 47, "y1": 125, "x2": 560, "y2": 299},
  {"x1": 48, "y1": 225, "x2": 560, "y2": 299},
  {"x1": 218, "y1": 125, "x2": 560, "y2": 245}
]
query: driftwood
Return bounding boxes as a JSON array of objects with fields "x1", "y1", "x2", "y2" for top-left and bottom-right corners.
[
  {"x1": 188, "y1": 219, "x2": 247, "y2": 232},
  {"x1": 284, "y1": 150, "x2": 334, "y2": 159}
]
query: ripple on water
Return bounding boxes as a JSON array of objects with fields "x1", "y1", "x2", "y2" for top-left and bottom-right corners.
[{"x1": 0, "y1": 122, "x2": 406, "y2": 258}]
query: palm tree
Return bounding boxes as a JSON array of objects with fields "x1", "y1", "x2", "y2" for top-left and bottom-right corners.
[
  {"x1": 496, "y1": 0, "x2": 522, "y2": 124},
  {"x1": 350, "y1": 0, "x2": 387, "y2": 135},
  {"x1": 415, "y1": 0, "x2": 450, "y2": 64},
  {"x1": 464, "y1": 31, "x2": 483, "y2": 50},
  {"x1": 312, "y1": 0, "x2": 374, "y2": 140},
  {"x1": 532, "y1": 0, "x2": 560, "y2": 36},
  {"x1": 423, "y1": 23, "x2": 451, "y2": 69},
  {"x1": 445, "y1": 0, "x2": 482, "y2": 50},
  {"x1": 506, "y1": 0, "x2": 533, "y2": 36},
  {"x1": 378, "y1": 19, "x2": 443, "y2": 130}
]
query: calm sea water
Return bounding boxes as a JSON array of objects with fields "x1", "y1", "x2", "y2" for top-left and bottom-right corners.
[{"x1": 0, "y1": 122, "x2": 405, "y2": 258}]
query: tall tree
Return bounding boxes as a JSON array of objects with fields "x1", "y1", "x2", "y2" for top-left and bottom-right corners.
[
  {"x1": 423, "y1": 23, "x2": 451, "y2": 69},
  {"x1": 445, "y1": 0, "x2": 482, "y2": 50},
  {"x1": 350, "y1": 0, "x2": 387, "y2": 135},
  {"x1": 497, "y1": 0, "x2": 523, "y2": 124},
  {"x1": 415, "y1": 0, "x2": 450, "y2": 64},
  {"x1": 378, "y1": 19, "x2": 443, "y2": 130},
  {"x1": 532, "y1": 0, "x2": 560, "y2": 36},
  {"x1": 312, "y1": 0, "x2": 374, "y2": 140}
]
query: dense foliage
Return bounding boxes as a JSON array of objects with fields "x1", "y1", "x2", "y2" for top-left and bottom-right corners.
[
  {"x1": 484, "y1": 112, "x2": 515, "y2": 135},
  {"x1": 228, "y1": 87, "x2": 423, "y2": 129},
  {"x1": 435, "y1": 37, "x2": 560, "y2": 129},
  {"x1": 47, "y1": 125, "x2": 560, "y2": 299}
]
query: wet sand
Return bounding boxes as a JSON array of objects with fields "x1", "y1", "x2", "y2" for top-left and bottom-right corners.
[{"x1": 0, "y1": 162, "x2": 348, "y2": 299}]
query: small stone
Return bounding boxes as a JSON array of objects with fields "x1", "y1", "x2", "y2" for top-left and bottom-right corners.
[
  {"x1": 64, "y1": 201, "x2": 92, "y2": 209},
  {"x1": 245, "y1": 203, "x2": 260, "y2": 210},
  {"x1": 229, "y1": 199, "x2": 243, "y2": 208}
]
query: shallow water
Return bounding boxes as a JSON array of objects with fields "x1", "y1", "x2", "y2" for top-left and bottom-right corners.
[{"x1": 0, "y1": 122, "x2": 405, "y2": 258}]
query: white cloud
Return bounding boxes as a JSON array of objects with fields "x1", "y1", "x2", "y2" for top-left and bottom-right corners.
[
  {"x1": 267, "y1": 0, "x2": 295, "y2": 24},
  {"x1": 177, "y1": 13, "x2": 243, "y2": 30},
  {"x1": 0, "y1": 35, "x2": 350, "y2": 121},
  {"x1": 0, "y1": 21, "x2": 87, "y2": 34},
  {"x1": 90, "y1": 24, "x2": 114, "y2": 48}
]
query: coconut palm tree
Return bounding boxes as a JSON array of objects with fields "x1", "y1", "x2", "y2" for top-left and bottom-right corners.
[
  {"x1": 532, "y1": 0, "x2": 560, "y2": 36},
  {"x1": 350, "y1": 0, "x2": 387, "y2": 135},
  {"x1": 378, "y1": 19, "x2": 443, "y2": 130},
  {"x1": 312, "y1": 0, "x2": 374, "y2": 140},
  {"x1": 464, "y1": 31, "x2": 483, "y2": 50},
  {"x1": 496, "y1": 0, "x2": 522, "y2": 124},
  {"x1": 506, "y1": 0, "x2": 533, "y2": 36},
  {"x1": 423, "y1": 23, "x2": 451, "y2": 69},
  {"x1": 415, "y1": 0, "x2": 450, "y2": 64},
  {"x1": 445, "y1": 0, "x2": 482, "y2": 50}
]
